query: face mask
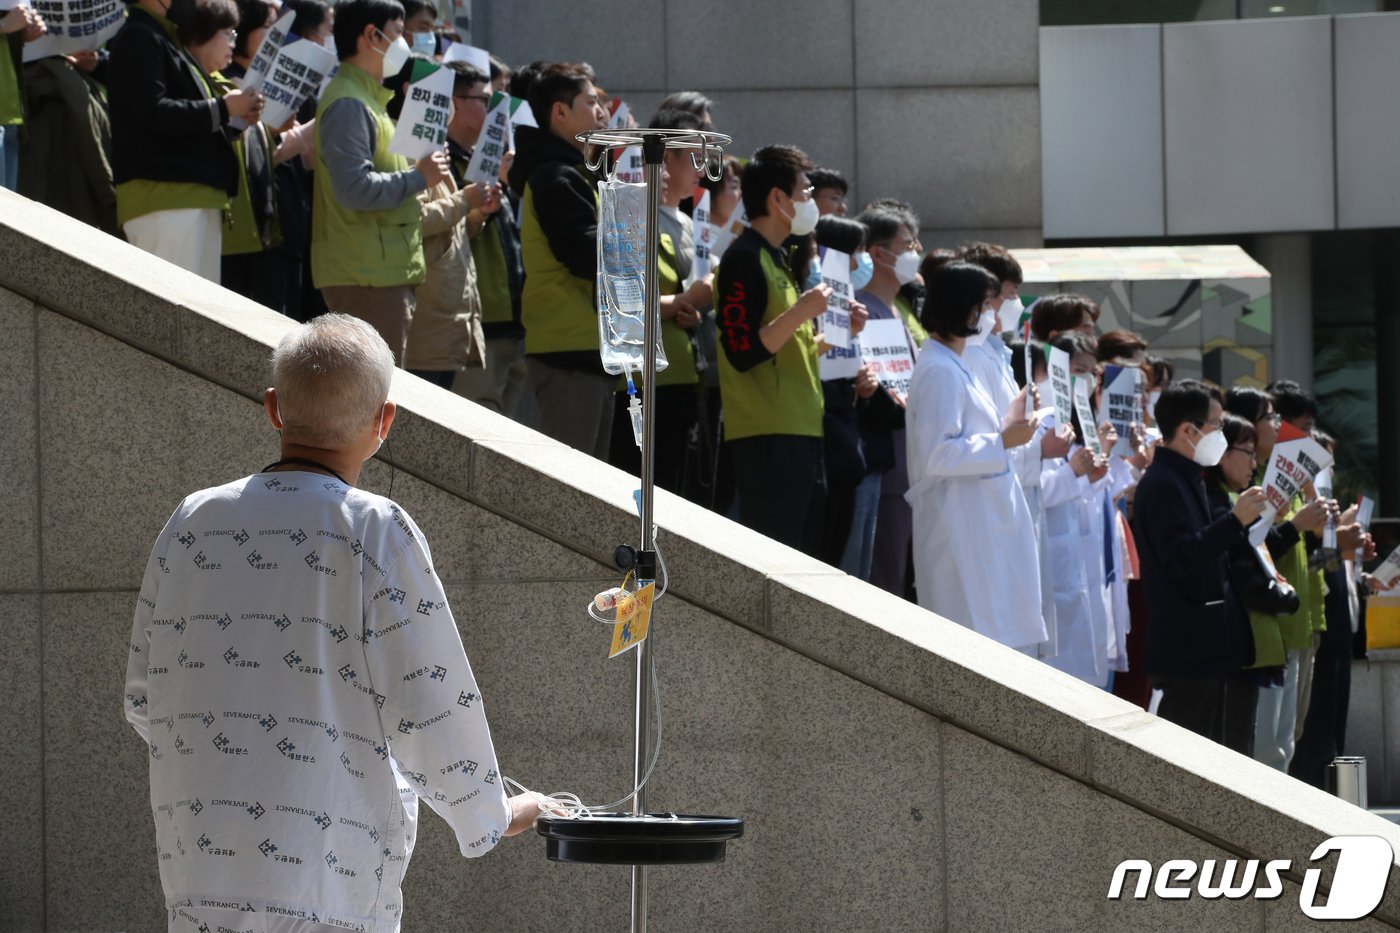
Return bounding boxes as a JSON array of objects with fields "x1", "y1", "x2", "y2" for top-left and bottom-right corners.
[
  {"x1": 375, "y1": 31, "x2": 411, "y2": 79},
  {"x1": 409, "y1": 30, "x2": 436, "y2": 57},
  {"x1": 999, "y1": 296, "x2": 1024, "y2": 332},
  {"x1": 851, "y1": 252, "x2": 874, "y2": 291},
  {"x1": 803, "y1": 258, "x2": 822, "y2": 291},
  {"x1": 965, "y1": 308, "x2": 996, "y2": 347},
  {"x1": 1191, "y1": 426, "x2": 1228, "y2": 467},
  {"x1": 782, "y1": 196, "x2": 819, "y2": 237},
  {"x1": 893, "y1": 249, "x2": 920, "y2": 285}
]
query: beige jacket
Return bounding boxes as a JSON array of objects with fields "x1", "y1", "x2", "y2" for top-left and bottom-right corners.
[{"x1": 406, "y1": 178, "x2": 486, "y2": 372}]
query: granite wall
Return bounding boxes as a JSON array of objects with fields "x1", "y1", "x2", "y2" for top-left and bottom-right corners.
[
  {"x1": 471, "y1": 0, "x2": 1045, "y2": 250},
  {"x1": 5, "y1": 189, "x2": 1400, "y2": 931}
]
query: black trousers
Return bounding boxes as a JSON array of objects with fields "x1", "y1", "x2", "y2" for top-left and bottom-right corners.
[
  {"x1": 222, "y1": 249, "x2": 293, "y2": 316},
  {"x1": 1291, "y1": 620, "x2": 1353, "y2": 788},
  {"x1": 727, "y1": 434, "x2": 826, "y2": 558},
  {"x1": 1154, "y1": 676, "x2": 1226, "y2": 743}
]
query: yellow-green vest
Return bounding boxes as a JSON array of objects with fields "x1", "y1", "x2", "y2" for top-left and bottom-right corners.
[
  {"x1": 717, "y1": 244, "x2": 822, "y2": 441},
  {"x1": 312, "y1": 64, "x2": 424, "y2": 288},
  {"x1": 657, "y1": 232, "x2": 697, "y2": 387},
  {"x1": 211, "y1": 72, "x2": 278, "y2": 256},
  {"x1": 519, "y1": 165, "x2": 597, "y2": 354},
  {"x1": 471, "y1": 215, "x2": 513, "y2": 325}
]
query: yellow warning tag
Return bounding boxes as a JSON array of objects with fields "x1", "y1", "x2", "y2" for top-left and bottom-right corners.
[{"x1": 608, "y1": 582, "x2": 655, "y2": 658}]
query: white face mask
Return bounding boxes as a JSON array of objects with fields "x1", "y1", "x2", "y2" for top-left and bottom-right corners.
[
  {"x1": 965, "y1": 308, "x2": 996, "y2": 347},
  {"x1": 893, "y1": 249, "x2": 920, "y2": 285},
  {"x1": 375, "y1": 31, "x2": 411, "y2": 79},
  {"x1": 1191, "y1": 426, "x2": 1228, "y2": 467},
  {"x1": 999, "y1": 295, "x2": 1024, "y2": 332},
  {"x1": 783, "y1": 196, "x2": 819, "y2": 237}
]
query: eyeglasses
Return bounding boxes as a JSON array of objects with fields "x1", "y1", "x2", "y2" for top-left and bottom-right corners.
[
  {"x1": 222, "y1": 28, "x2": 237, "y2": 43},
  {"x1": 792, "y1": 185, "x2": 815, "y2": 202},
  {"x1": 1194, "y1": 418, "x2": 1224, "y2": 430},
  {"x1": 1230, "y1": 446, "x2": 1257, "y2": 460},
  {"x1": 1264, "y1": 413, "x2": 1282, "y2": 426}
]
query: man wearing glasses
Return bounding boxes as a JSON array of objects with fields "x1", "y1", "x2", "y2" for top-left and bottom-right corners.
[
  {"x1": 715, "y1": 145, "x2": 832, "y2": 556},
  {"x1": 443, "y1": 61, "x2": 529, "y2": 422},
  {"x1": 1131, "y1": 380, "x2": 1269, "y2": 743}
]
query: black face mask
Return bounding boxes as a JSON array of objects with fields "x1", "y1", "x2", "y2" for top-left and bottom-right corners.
[{"x1": 165, "y1": 0, "x2": 197, "y2": 28}]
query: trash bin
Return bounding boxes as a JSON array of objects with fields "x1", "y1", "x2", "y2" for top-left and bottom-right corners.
[{"x1": 1325, "y1": 756, "x2": 1368, "y2": 808}]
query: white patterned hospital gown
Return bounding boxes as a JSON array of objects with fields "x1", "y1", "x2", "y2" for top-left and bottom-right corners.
[{"x1": 124, "y1": 471, "x2": 510, "y2": 933}]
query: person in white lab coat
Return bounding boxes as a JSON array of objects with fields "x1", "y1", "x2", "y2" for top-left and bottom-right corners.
[{"x1": 905, "y1": 261, "x2": 1046, "y2": 649}]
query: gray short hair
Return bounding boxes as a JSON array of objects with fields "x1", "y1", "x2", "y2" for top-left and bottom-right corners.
[{"x1": 271, "y1": 314, "x2": 394, "y2": 448}]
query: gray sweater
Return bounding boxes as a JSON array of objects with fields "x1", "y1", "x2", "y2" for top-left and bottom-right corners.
[{"x1": 319, "y1": 96, "x2": 427, "y2": 212}]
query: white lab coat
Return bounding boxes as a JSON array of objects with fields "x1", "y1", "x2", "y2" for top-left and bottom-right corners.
[
  {"x1": 1103, "y1": 457, "x2": 1138, "y2": 673},
  {"x1": 905, "y1": 340, "x2": 1047, "y2": 649},
  {"x1": 965, "y1": 338, "x2": 1057, "y2": 659},
  {"x1": 1039, "y1": 449, "x2": 1107, "y2": 684}
]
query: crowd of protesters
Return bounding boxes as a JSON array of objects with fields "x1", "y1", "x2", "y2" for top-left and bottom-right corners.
[{"x1": 5, "y1": 0, "x2": 1398, "y2": 788}]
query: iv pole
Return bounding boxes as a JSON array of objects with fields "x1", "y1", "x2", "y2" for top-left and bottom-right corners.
[{"x1": 533, "y1": 127, "x2": 739, "y2": 933}]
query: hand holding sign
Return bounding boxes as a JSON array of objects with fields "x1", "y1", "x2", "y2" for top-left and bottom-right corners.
[
  {"x1": 1372, "y1": 546, "x2": 1400, "y2": 591},
  {"x1": 1234, "y1": 486, "x2": 1270, "y2": 527}
]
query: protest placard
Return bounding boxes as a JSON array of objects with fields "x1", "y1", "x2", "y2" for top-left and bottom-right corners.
[
  {"x1": 20, "y1": 0, "x2": 123, "y2": 59},
  {"x1": 1099, "y1": 364, "x2": 1140, "y2": 457},
  {"x1": 819, "y1": 248, "x2": 852, "y2": 350},
  {"x1": 461, "y1": 90, "x2": 511, "y2": 185},
  {"x1": 257, "y1": 36, "x2": 336, "y2": 128},
  {"x1": 1247, "y1": 421, "x2": 1334, "y2": 547},
  {"x1": 614, "y1": 147, "x2": 645, "y2": 184},
  {"x1": 712, "y1": 203, "x2": 748, "y2": 260},
  {"x1": 609, "y1": 100, "x2": 630, "y2": 129},
  {"x1": 1358, "y1": 495, "x2": 1375, "y2": 530},
  {"x1": 506, "y1": 95, "x2": 537, "y2": 128},
  {"x1": 1073, "y1": 375, "x2": 1102, "y2": 456},
  {"x1": 691, "y1": 188, "x2": 713, "y2": 283},
  {"x1": 239, "y1": 9, "x2": 294, "y2": 93},
  {"x1": 860, "y1": 318, "x2": 915, "y2": 405},
  {"x1": 388, "y1": 61, "x2": 453, "y2": 161},
  {"x1": 1022, "y1": 320, "x2": 1034, "y2": 406},
  {"x1": 1375, "y1": 546, "x2": 1400, "y2": 590},
  {"x1": 258, "y1": 36, "x2": 337, "y2": 130},
  {"x1": 441, "y1": 41, "x2": 490, "y2": 76},
  {"x1": 819, "y1": 340, "x2": 861, "y2": 382},
  {"x1": 1047, "y1": 346, "x2": 1074, "y2": 429}
]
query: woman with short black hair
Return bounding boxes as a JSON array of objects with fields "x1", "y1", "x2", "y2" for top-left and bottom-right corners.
[{"x1": 905, "y1": 261, "x2": 1046, "y2": 649}]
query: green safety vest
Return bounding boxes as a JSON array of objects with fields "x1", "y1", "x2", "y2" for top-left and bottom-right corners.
[
  {"x1": 519, "y1": 165, "x2": 597, "y2": 354},
  {"x1": 717, "y1": 245, "x2": 822, "y2": 441},
  {"x1": 656, "y1": 231, "x2": 697, "y2": 387},
  {"x1": 312, "y1": 64, "x2": 424, "y2": 288},
  {"x1": 471, "y1": 215, "x2": 513, "y2": 325},
  {"x1": 211, "y1": 72, "x2": 278, "y2": 256}
]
